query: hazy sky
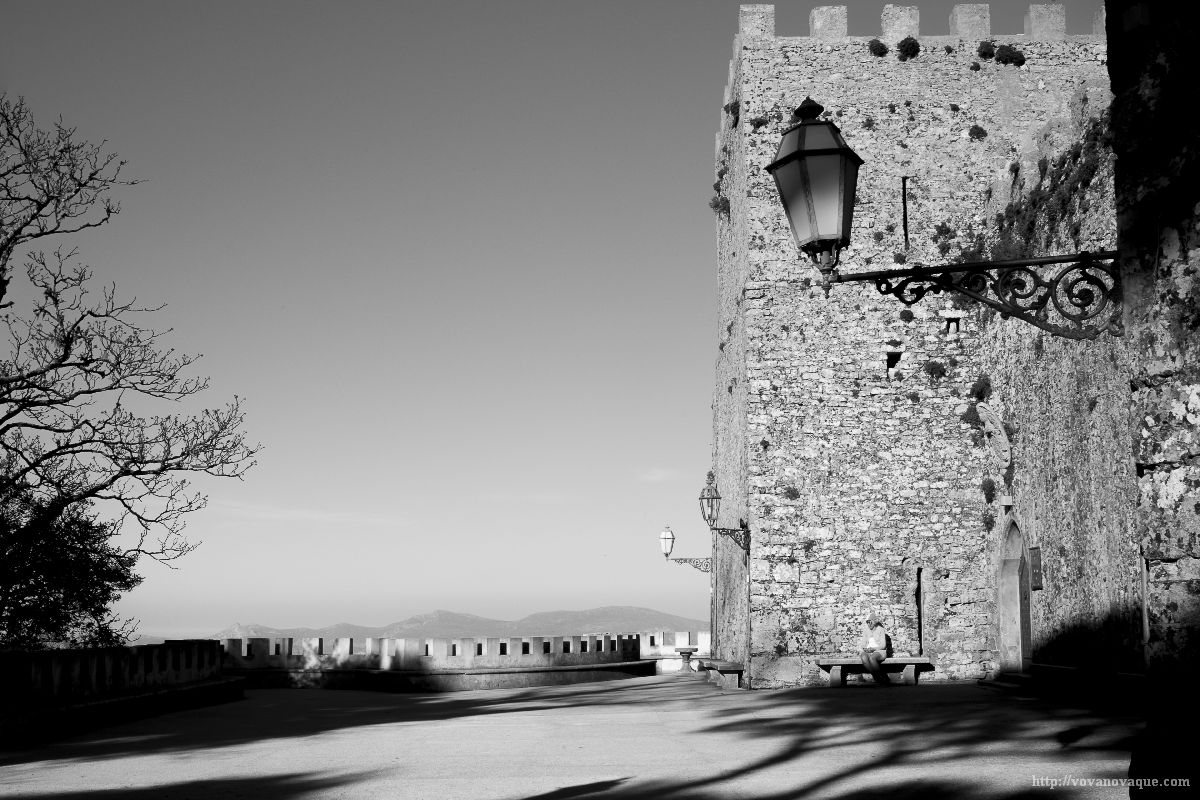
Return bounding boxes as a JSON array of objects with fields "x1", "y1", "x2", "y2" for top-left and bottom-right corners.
[{"x1": 0, "y1": 1, "x2": 1103, "y2": 637}]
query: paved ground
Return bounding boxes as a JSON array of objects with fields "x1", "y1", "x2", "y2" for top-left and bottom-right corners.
[{"x1": 0, "y1": 675, "x2": 1151, "y2": 799}]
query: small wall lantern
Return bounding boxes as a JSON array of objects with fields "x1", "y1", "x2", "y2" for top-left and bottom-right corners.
[
  {"x1": 698, "y1": 471, "x2": 750, "y2": 551},
  {"x1": 658, "y1": 525, "x2": 711, "y2": 572}
]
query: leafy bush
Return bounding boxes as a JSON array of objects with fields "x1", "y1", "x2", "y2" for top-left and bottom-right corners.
[
  {"x1": 969, "y1": 124, "x2": 987, "y2": 140},
  {"x1": 897, "y1": 36, "x2": 920, "y2": 61},
  {"x1": 981, "y1": 477, "x2": 996, "y2": 504},
  {"x1": 996, "y1": 44, "x2": 1026, "y2": 67},
  {"x1": 869, "y1": 39, "x2": 888, "y2": 57},
  {"x1": 709, "y1": 195, "x2": 730, "y2": 215},
  {"x1": 977, "y1": 40, "x2": 995, "y2": 60},
  {"x1": 969, "y1": 374, "x2": 993, "y2": 402},
  {"x1": 924, "y1": 360, "x2": 947, "y2": 381}
]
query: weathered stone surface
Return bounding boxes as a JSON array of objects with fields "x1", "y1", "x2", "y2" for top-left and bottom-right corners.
[
  {"x1": 1024, "y1": 4, "x2": 1066, "y2": 40},
  {"x1": 809, "y1": 6, "x2": 847, "y2": 39},
  {"x1": 1133, "y1": 384, "x2": 1200, "y2": 465},
  {"x1": 881, "y1": 5, "x2": 919, "y2": 42},
  {"x1": 949, "y1": 4, "x2": 990, "y2": 40}
]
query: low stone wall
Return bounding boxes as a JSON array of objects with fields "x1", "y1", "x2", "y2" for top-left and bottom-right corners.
[
  {"x1": 221, "y1": 630, "x2": 712, "y2": 688},
  {"x1": 0, "y1": 640, "x2": 225, "y2": 712}
]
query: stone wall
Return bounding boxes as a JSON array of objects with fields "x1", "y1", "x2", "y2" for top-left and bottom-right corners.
[
  {"x1": 713, "y1": 4, "x2": 1109, "y2": 687},
  {"x1": 1105, "y1": 1, "x2": 1200, "y2": 679},
  {"x1": 963, "y1": 93, "x2": 1143, "y2": 672}
]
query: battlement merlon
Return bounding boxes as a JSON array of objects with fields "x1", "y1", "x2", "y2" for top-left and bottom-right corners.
[{"x1": 739, "y1": 4, "x2": 1107, "y2": 41}]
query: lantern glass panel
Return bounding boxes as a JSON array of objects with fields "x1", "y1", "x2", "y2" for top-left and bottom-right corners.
[
  {"x1": 840, "y1": 160, "x2": 860, "y2": 242},
  {"x1": 772, "y1": 160, "x2": 813, "y2": 245},
  {"x1": 805, "y1": 153, "x2": 843, "y2": 239}
]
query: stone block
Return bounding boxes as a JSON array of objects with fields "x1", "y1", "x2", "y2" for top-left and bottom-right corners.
[
  {"x1": 882, "y1": 5, "x2": 919, "y2": 43},
  {"x1": 809, "y1": 6, "x2": 847, "y2": 38},
  {"x1": 1024, "y1": 4, "x2": 1066, "y2": 40},
  {"x1": 950, "y1": 4, "x2": 990, "y2": 40},
  {"x1": 1092, "y1": 5, "x2": 1106, "y2": 34},
  {"x1": 739, "y1": 4, "x2": 774, "y2": 39},
  {"x1": 1132, "y1": 383, "x2": 1200, "y2": 465}
]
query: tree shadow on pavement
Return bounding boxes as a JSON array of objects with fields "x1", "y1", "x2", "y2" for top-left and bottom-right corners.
[
  {"x1": 3, "y1": 771, "x2": 367, "y2": 800},
  {"x1": 0, "y1": 676, "x2": 722, "y2": 766}
]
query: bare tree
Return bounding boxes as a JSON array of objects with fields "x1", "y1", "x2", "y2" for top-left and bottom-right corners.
[{"x1": 0, "y1": 95, "x2": 259, "y2": 646}]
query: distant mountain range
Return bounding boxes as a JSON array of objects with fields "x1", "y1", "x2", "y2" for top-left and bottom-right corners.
[{"x1": 207, "y1": 606, "x2": 708, "y2": 641}]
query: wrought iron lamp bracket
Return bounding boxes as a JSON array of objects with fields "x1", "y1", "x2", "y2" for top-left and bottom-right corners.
[
  {"x1": 835, "y1": 250, "x2": 1122, "y2": 341},
  {"x1": 713, "y1": 526, "x2": 750, "y2": 551},
  {"x1": 670, "y1": 557, "x2": 713, "y2": 573}
]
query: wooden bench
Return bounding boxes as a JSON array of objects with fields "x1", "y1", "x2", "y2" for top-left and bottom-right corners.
[
  {"x1": 698, "y1": 659, "x2": 744, "y2": 689},
  {"x1": 817, "y1": 657, "x2": 934, "y2": 687}
]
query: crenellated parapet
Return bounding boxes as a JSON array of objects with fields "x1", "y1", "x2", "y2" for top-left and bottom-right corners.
[
  {"x1": 221, "y1": 630, "x2": 710, "y2": 677},
  {"x1": 740, "y1": 3, "x2": 1105, "y2": 41}
]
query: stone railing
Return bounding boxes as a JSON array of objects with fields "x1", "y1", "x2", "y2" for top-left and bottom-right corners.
[
  {"x1": 223, "y1": 630, "x2": 710, "y2": 672},
  {"x1": 221, "y1": 630, "x2": 711, "y2": 689},
  {"x1": 0, "y1": 640, "x2": 225, "y2": 712}
]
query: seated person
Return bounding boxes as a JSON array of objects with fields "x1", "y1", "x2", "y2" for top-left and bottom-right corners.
[{"x1": 859, "y1": 617, "x2": 893, "y2": 684}]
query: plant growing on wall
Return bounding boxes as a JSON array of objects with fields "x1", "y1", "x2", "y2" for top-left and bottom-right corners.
[
  {"x1": 862, "y1": 116, "x2": 877, "y2": 130},
  {"x1": 969, "y1": 374, "x2": 993, "y2": 402},
  {"x1": 981, "y1": 476, "x2": 997, "y2": 504},
  {"x1": 723, "y1": 100, "x2": 740, "y2": 127},
  {"x1": 970, "y1": 62, "x2": 981, "y2": 71},
  {"x1": 899, "y1": 309, "x2": 914, "y2": 322},
  {"x1": 868, "y1": 39, "x2": 888, "y2": 57},
  {"x1": 996, "y1": 44, "x2": 1026, "y2": 67},
  {"x1": 969, "y1": 124, "x2": 987, "y2": 140},
  {"x1": 709, "y1": 195, "x2": 730, "y2": 215},
  {"x1": 924, "y1": 360, "x2": 948, "y2": 382},
  {"x1": 977, "y1": 40, "x2": 996, "y2": 60},
  {"x1": 897, "y1": 36, "x2": 920, "y2": 61}
]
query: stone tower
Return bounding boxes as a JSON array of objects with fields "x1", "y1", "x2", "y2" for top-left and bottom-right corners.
[{"x1": 710, "y1": 4, "x2": 1110, "y2": 687}]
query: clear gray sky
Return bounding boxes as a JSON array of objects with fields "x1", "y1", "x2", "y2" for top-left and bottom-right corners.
[{"x1": 0, "y1": 1, "x2": 1102, "y2": 636}]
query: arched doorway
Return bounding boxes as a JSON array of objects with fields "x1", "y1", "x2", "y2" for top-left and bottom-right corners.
[{"x1": 998, "y1": 518, "x2": 1032, "y2": 673}]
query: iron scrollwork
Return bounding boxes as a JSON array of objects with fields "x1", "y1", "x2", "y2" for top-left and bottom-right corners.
[
  {"x1": 844, "y1": 251, "x2": 1121, "y2": 340},
  {"x1": 670, "y1": 557, "x2": 712, "y2": 573},
  {"x1": 714, "y1": 527, "x2": 750, "y2": 551}
]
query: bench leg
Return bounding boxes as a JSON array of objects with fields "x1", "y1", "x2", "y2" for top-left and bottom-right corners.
[
  {"x1": 901, "y1": 664, "x2": 917, "y2": 685},
  {"x1": 828, "y1": 666, "x2": 847, "y2": 687}
]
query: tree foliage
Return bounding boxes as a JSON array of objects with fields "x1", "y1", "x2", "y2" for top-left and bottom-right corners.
[
  {"x1": 0, "y1": 499, "x2": 140, "y2": 648},
  {"x1": 0, "y1": 95, "x2": 259, "y2": 648}
]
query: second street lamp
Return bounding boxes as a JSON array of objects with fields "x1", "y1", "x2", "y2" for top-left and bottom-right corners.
[{"x1": 659, "y1": 525, "x2": 711, "y2": 573}]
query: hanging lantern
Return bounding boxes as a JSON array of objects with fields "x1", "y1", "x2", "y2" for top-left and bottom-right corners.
[
  {"x1": 699, "y1": 471, "x2": 721, "y2": 529},
  {"x1": 659, "y1": 526, "x2": 676, "y2": 559},
  {"x1": 766, "y1": 97, "x2": 864, "y2": 279}
]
